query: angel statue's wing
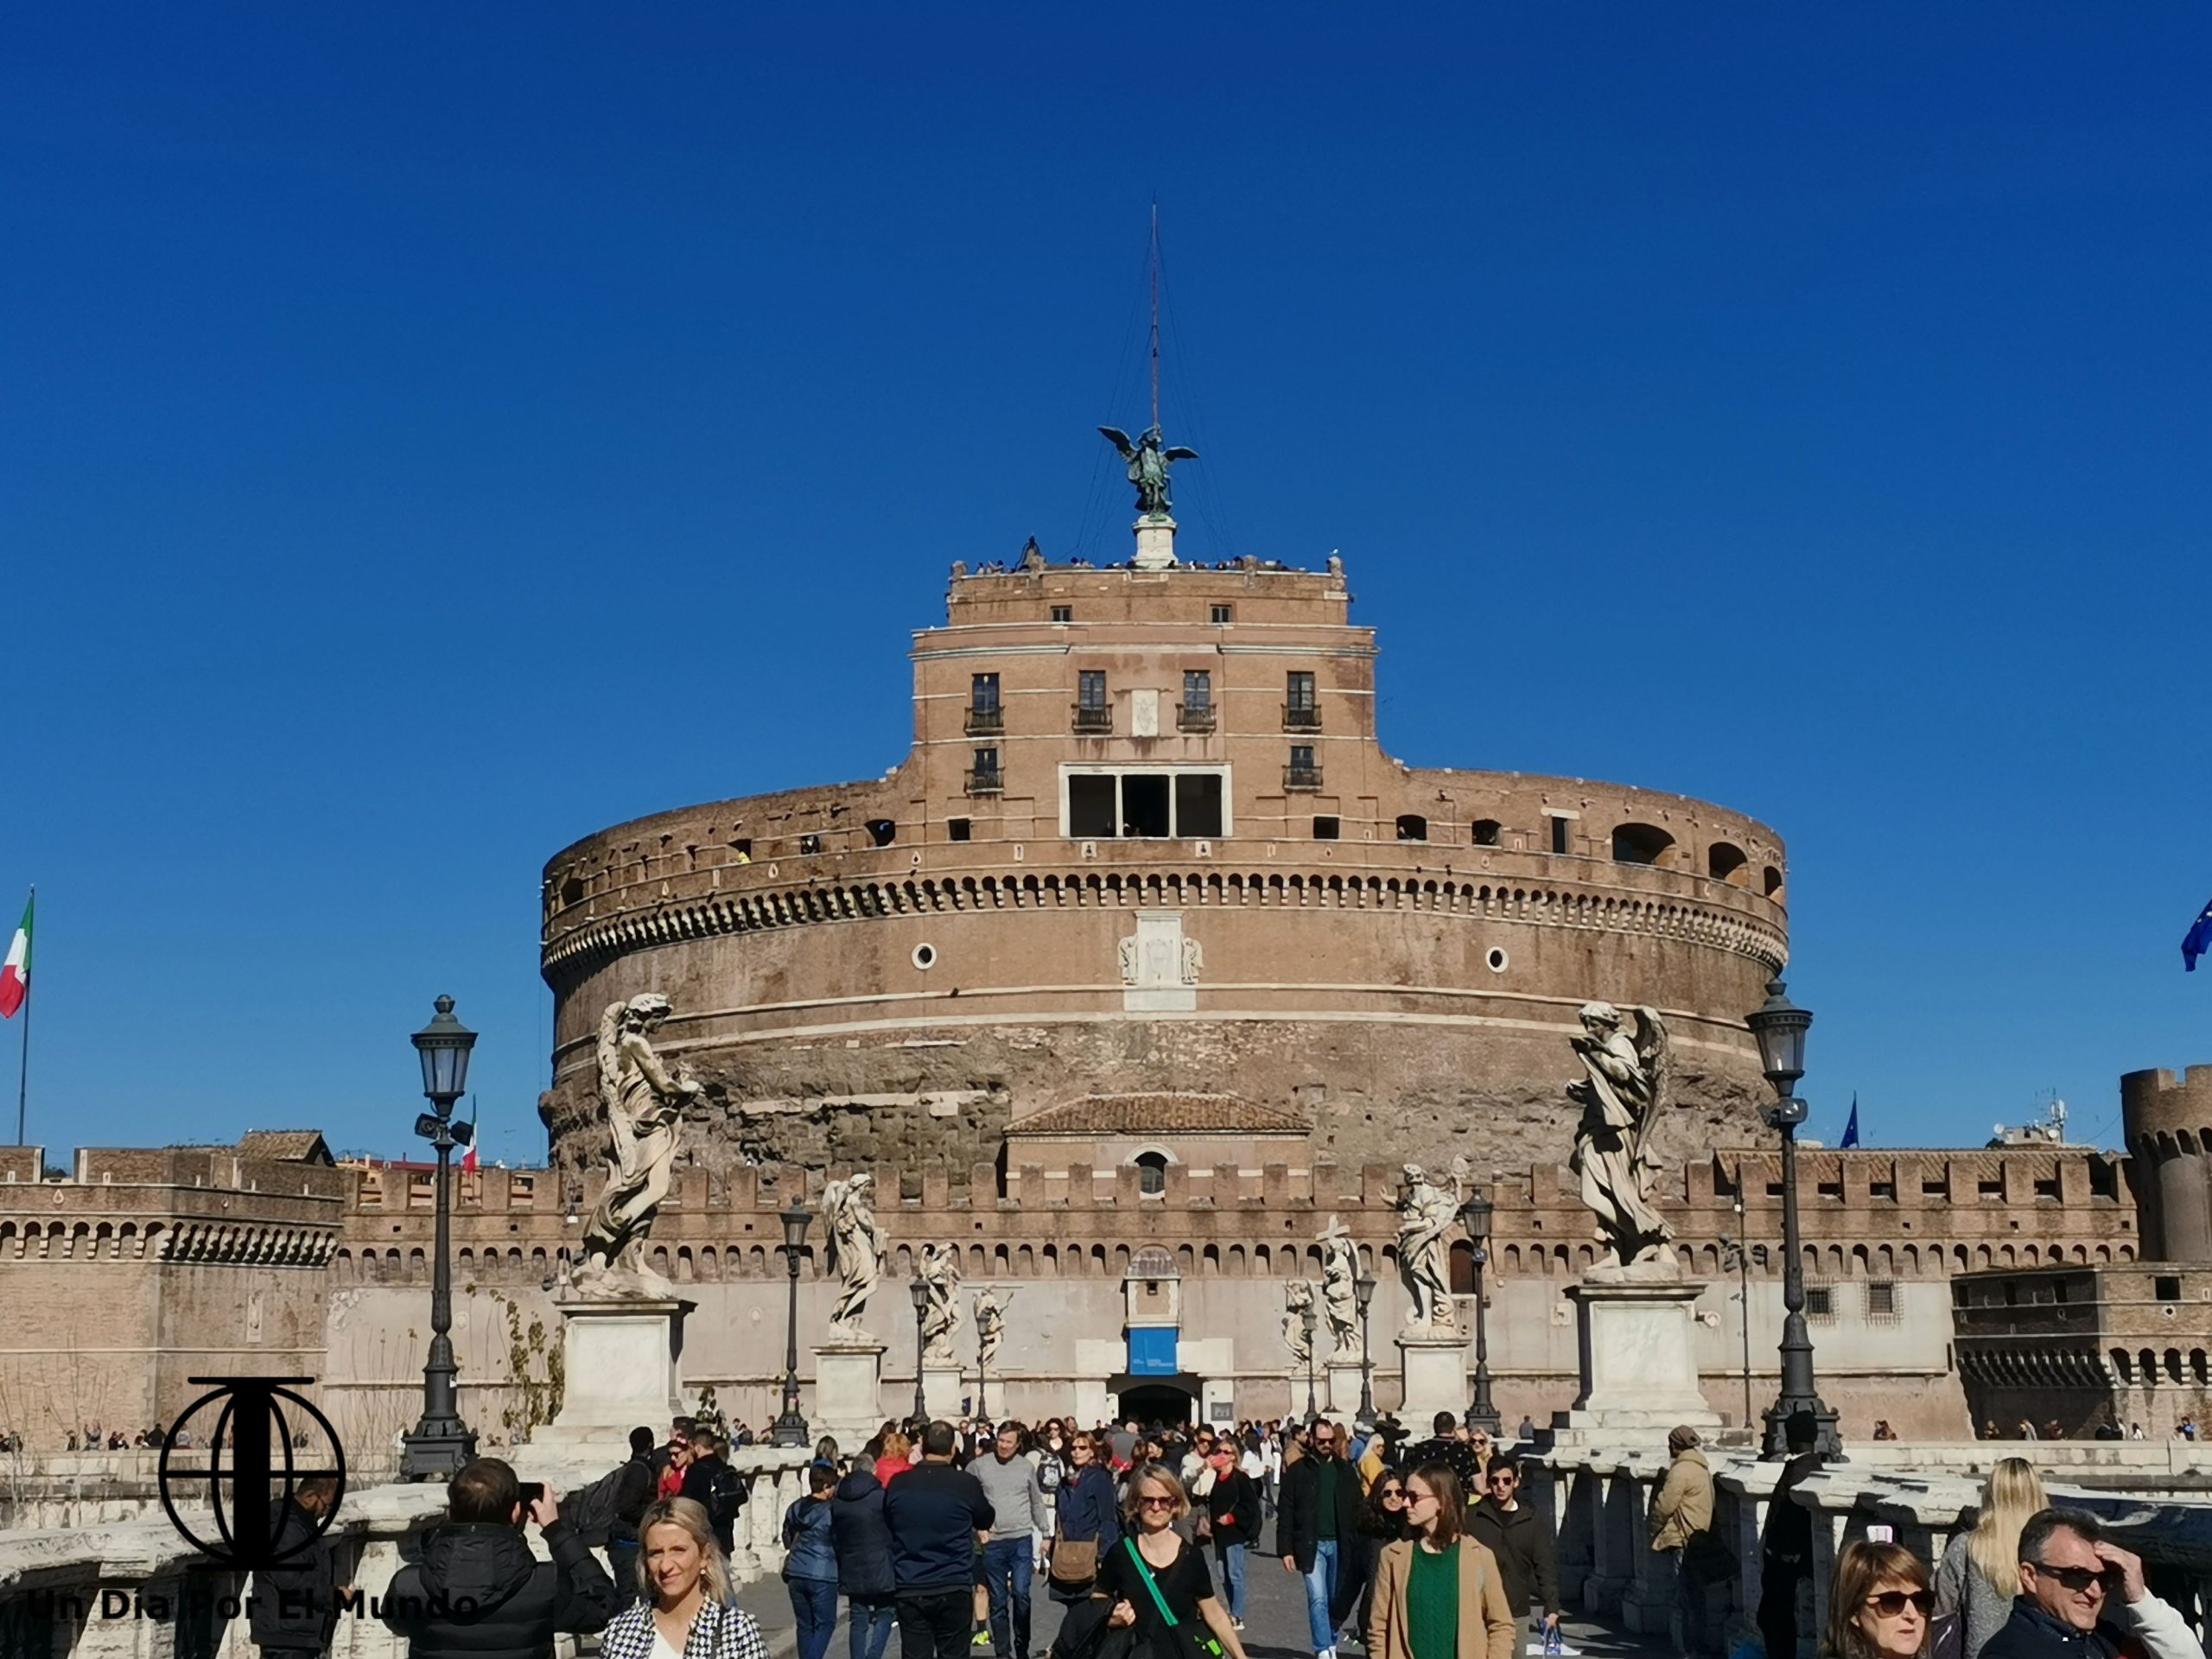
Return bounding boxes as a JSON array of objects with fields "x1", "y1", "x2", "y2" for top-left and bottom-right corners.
[
  {"x1": 1631, "y1": 1007, "x2": 1674, "y2": 1122},
  {"x1": 1097, "y1": 426, "x2": 1137, "y2": 460},
  {"x1": 1163, "y1": 446, "x2": 1199, "y2": 461}
]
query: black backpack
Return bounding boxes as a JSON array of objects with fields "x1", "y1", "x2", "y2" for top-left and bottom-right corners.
[{"x1": 705, "y1": 1460, "x2": 747, "y2": 1528}]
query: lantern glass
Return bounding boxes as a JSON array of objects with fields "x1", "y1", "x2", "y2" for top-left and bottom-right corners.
[
  {"x1": 1746, "y1": 978, "x2": 1813, "y2": 1096},
  {"x1": 411, "y1": 995, "x2": 477, "y2": 1106},
  {"x1": 910, "y1": 1276, "x2": 930, "y2": 1314},
  {"x1": 780, "y1": 1203, "x2": 811, "y2": 1252},
  {"x1": 1354, "y1": 1272, "x2": 1376, "y2": 1313}
]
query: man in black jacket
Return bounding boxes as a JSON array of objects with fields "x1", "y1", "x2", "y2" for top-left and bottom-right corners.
[
  {"x1": 679, "y1": 1427, "x2": 747, "y2": 1556},
  {"x1": 1278, "y1": 1421, "x2": 1364, "y2": 1659},
  {"x1": 833, "y1": 1453, "x2": 899, "y2": 1659},
  {"x1": 1467, "y1": 1456, "x2": 1559, "y2": 1641},
  {"x1": 883, "y1": 1421, "x2": 995, "y2": 1659},
  {"x1": 250, "y1": 1476, "x2": 341, "y2": 1659},
  {"x1": 1398, "y1": 1411, "x2": 1482, "y2": 1491},
  {"x1": 1980, "y1": 1508, "x2": 2203, "y2": 1659},
  {"x1": 601, "y1": 1427, "x2": 660, "y2": 1604},
  {"x1": 380, "y1": 1459, "x2": 616, "y2": 1659}
]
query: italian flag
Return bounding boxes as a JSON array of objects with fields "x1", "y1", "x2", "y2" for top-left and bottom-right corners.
[{"x1": 0, "y1": 893, "x2": 28, "y2": 1020}]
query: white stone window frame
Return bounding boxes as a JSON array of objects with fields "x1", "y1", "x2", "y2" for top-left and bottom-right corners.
[{"x1": 1058, "y1": 763, "x2": 1234, "y2": 841}]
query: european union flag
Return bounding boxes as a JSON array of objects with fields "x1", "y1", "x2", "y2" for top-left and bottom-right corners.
[
  {"x1": 2186, "y1": 899, "x2": 2212, "y2": 972},
  {"x1": 1840, "y1": 1096, "x2": 1860, "y2": 1149}
]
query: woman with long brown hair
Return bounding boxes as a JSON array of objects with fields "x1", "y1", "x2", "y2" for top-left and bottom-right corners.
[
  {"x1": 1364, "y1": 1463, "x2": 1516, "y2": 1659},
  {"x1": 1821, "y1": 1540, "x2": 1931, "y2": 1659}
]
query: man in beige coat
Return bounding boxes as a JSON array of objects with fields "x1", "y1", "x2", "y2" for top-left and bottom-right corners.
[{"x1": 1649, "y1": 1427, "x2": 1718, "y2": 1656}]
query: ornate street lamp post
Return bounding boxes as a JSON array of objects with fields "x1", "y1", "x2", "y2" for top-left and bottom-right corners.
[
  {"x1": 401, "y1": 995, "x2": 480, "y2": 1480},
  {"x1": 1353, "y1": 1269, "x2": 1377, "y2": 1427},
  {"x1": 771, "y1": 1200, "x2": 811, "y2": 1447},
  {"x1": 1746, "y1": 978, "x2": 1842, "y2": 1459},
  {"x1": 1301, "y1": 1302, "x2": 1319, "y2": 1426},
  {"x1": 1459, "y1": 1186, "x2": 1502, "y2": 1434},
  {"x1": 909, "y1": 1274, "x2": 930, "y2": 1421}
]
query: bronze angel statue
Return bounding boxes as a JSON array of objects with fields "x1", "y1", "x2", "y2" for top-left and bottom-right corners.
[
  {"x1": 1567, "y1": 1001, "x2": 1676, "y2": 1268},
  {"x1": 1099, "y1": 424, "x2": 1198, "y2": 517}
]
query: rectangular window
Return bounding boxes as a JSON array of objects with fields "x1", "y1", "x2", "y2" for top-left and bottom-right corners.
[
  {"x1": 1122, "y1": 774, "x2": 1171, "y2": 837},
  {"x1": 2157, "y1": 1274, "x2": 2184, "y2": 1303},
  {"x1": 1471, "y1": 820, "x2": 1502, "y2": 847},
  {"x1": 1549, "y1": 816, "x2": 1572, "y2": 855},
  {"x1": 1184, "y1": 670, "x2": 1211, "y2": 710},
  {"x1": 1805, "y1": 1285, "x2": 1834, "y2": 1321},
  {"x1": 1867, "y1": 1281, "x2": 1897, "y2": 1319},
  {"x1": 1977, "y1": 1178, "x2": 2005, "y2": 1200},
  {"x1": 1287, "y1": 671, "x2": 1315, "y2": 710},
  {"x1": 1078, "y1": 671, "x2": 1108, "y2": 709},
  {"x1": 1923, "y1": 1176, "x2": 1950, "y2": 1199},
  {"x1": 947, "y1": 818, "x2": 972, "y2": 842},
  {"x1": 1290, "y1": 744, "x2": 1315, "y2": 771},
  {"x1": 798, "y1": 834, "x2": 822, "y2": 855},
  {"x1": 1870, "y1": 1178, "x2": 1897, "y2": 1201},
  {"x1": 1313, "y1": 816, "x2": 1340, "y2": 840},
  {"x1": 1051, "y1": 606, "x2": 1072, "y2": 623},
  {"x1": 1068, "y1": 775, "x2": 1117, "y2": 838},
  {"x1": 970, "y1": 673, "x2": 999, "y2": 712},
  {"x1": 1175, "y1": 774, "x2": 1224, "y2": 838},
  {"x1": 1211, "y1": 604, "x2": 1233, "y2": 624},
  {"x1": 969, "y1": 747, "x2": 1002, "y2": 793}
]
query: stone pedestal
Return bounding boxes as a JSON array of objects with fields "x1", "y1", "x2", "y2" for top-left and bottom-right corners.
[
  {"x1": 533, "y1": 1296, "x2": 694, "y2": 1456},
  {"x1": 1326, "y1": 1359, "x2": 1369, "y2": 1419},
  {"x1": 1557, "y1": 1274, "x2": 1722, "y2": 1434},
  {"x1": 922, "y1": 1362, "x2": 964, "y2": 1419},
  {"x1": 1395, "y1": 1327, "x2": 1469, "y2": 1425},
  {"x1": 814, "y1": 1341, "x2": 887, "y2": 1447},
  {"x1": 1133, "y1": 514, "x2": 1177, "y2": 570}
]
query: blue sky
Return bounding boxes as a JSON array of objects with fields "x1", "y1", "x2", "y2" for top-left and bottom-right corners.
[{"x1": 4, "y1": 6, "x2": 2209, "y2": 1163}]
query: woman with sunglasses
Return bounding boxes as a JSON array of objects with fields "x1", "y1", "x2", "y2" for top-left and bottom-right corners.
[
  {"x1": 1203, "y1": 1440, "x2": 1263, "y2": 1630},
  {"x1": 1821, "y1": 1540, "x2": 1931, "y2": 1659},
  {"x1": 1046, "y1": 1430, "x2": 1120, "y2": 1604},
  {"x1": 1365, "y1": 1463, "x2": 1516, "y2": 1659},
  {"x1": 1099, "y1": 1464, "x2": 1251, "y2": 1659},
  {"x1": 1348, "y1": 1468, "x2": 1416, "y2": 1645}
]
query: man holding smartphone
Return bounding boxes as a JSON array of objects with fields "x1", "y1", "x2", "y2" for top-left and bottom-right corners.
[{"x1": 381, "y1": 1459, "x2": 617, "y2": 1659}]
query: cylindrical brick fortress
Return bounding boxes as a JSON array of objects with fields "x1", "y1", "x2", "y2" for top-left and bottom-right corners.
[
  {"x1": 539, "y1": 559, "x2": 1789, "y2": 1177},
  {"x1": 2122, "y1": 1065, "x2": 2212, "y2": 1262}
]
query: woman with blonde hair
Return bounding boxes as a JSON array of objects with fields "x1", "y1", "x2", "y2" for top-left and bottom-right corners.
[
  {"x1": 1098, "y1": 1464, "x2": 1251, "y2": 1659},
  {"x1": 1933, "y1": 1457, "x2": 2048, "y2": 1659},
  {"x1": 1364, "y1": 1463, "x2": 1516, "y2": 1659},
  {"x1": 1821, "y1": 1540, "x2": 1932, "y2": 1659},
  {"x1": 601, "y1": 1497, "x2": 768, "y2": 1659}
]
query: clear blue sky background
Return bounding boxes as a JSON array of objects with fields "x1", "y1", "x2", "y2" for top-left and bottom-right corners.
[{"x1": 5, "y1": 6, "x2": 2209, "y2": 1164}]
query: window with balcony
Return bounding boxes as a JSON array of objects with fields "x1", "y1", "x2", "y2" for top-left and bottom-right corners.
[
  {"x1": 966, "y1": 673, "x2": 1002, "y2": 735},
  {"x1": 1075, "y1": 670, "x2": 1111, "y2": 733},
  {"x1": 1286, "y1": 745, "x2": 1321, "y2": 790},
  {"x1": 1285, "y1": 671, "x2": 1319, "y2": 730},
  {"x1": 1179, "y1": 670, "x2": 1215, "y2": 732},
  {"x1": 967, "y1": 747, "x2": 1002, "y2": 794}
]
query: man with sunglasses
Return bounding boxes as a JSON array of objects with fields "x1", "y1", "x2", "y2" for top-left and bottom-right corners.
[
  {"x1": 1467, "y1": 1455, "x2": 1559, "y2": 1642},
  {"x1": 1980, "y1": 1508, "x2": 2202, "y2": 1659},
  {"x1": 1279, "y1": 1420, "x2": 1366, "y2": 1659}
]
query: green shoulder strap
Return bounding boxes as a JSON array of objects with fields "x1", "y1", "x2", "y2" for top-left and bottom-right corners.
[{"x1": 1122, "y1": 1537, "x2": 1180, "y2": 1629}]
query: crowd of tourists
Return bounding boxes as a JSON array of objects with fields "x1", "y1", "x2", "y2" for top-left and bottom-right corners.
[{"x1": 236, "y1": 1403, "x2": 2212, "y2": 1659}]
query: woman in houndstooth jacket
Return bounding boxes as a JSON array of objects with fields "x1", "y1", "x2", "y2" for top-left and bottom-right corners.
[{"x1": 599, "y1": 1498, "x2": 768, "y2": 1659}]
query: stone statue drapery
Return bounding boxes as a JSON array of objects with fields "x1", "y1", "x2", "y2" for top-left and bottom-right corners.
[
  {"x1": 575, "y1": 994, "x2": 700, "y2": 1299},
  {"x1": 1396, "y1": 1159, "x2": 1467, "y2": 1331},
  {"x1": 1567, "y1": 1001, "x2": 1675, "y2": 1268},
  {"x1": 972, "y1": 1286, "x2": 1012, "y2": 1370},
  {"x1": 1317, "y1": 1217, "x2": 1362, "y2": 1359},
  {"x1": 823, "y1": 1174, "x2": 888, "y2": 1340},
  {"x1": 1282, "y1": 1280, "x2": 1315, "y2": 1365},
  {"x1": 919, "y1": 1243, "x2": 963, "y2": 1363}
]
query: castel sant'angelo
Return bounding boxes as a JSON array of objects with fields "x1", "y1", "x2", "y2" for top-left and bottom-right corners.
[{"x1": 0, "y1": 424, "x2": 2189, "y2": 1452}]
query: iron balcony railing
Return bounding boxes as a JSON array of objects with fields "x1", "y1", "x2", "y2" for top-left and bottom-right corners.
[
  {"x1": 1177, "y1": 702, "x2": 1217, "y2": 733},
  {"x1": 1283, "y1": 703, "x2": 1321, "y2": 731},
  {"x1": 963, "y1": 707, "x2": 1004, "y2": 736},
  {"x1": 964, "y1": 767, "x2": 1003, "y2": 795},
  {"x1": 1072, "y1": 704, "x2": 1113, "y2": 734},
  {"x1": 1284, "y1": 764, "x2": 1323, "y2": 790}
]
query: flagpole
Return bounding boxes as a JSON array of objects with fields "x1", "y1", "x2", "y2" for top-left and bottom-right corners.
[{"x1": 15, "y1": 885, "x2": 31, "y2": 1147}]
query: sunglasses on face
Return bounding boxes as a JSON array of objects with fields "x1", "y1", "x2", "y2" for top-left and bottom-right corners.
[
  {"x1": 1865, "y1": 1592, "x2": 1934, "y2": 1618},
  {"x1": 2036, "y1": 1565, "x2": 2120, "y2": 1595},
  {"x1": 1139, "y1": 1497, "x2": 1177, "y2": 1510},
  {"x1": 1379, "y1": 1487, "x2": 1405, "y2": 1500},
  {"x1": 1487, "y1": 1476, "x2": 1517, "y2": 1489}
]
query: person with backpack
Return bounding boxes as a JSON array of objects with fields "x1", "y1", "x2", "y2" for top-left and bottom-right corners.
[
  {"x1": 833, "y1": 1453, "x2": 899, "y2": 1659},
  {"x1": 783, "y1": 1464, "x2": 842, "y2": 1659},
  {"x1": 680, "y1": 1426, "x2": 747, "y2": 1556},
  {"x1": 579, "y1": 1427, "x2": 661, "y2": 1605}
]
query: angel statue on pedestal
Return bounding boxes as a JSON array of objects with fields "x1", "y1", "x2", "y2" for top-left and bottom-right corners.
[
  {"x1": 823, "y1": 1173, "x2": 889, "y2": 1341},
  {"x1": 1098, "y1": 425, "x2": 1198, "y2": 518},
  {"x1": 1567, "y1": 1001, "x2": 1676, "y2": 1270}
]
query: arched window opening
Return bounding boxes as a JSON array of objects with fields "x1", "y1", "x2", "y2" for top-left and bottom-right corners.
[
  {"x1": 1133, "y1": 1151, "x2": 1169, "y2": 1197},
  {"x1": 1707, "y1": 842, "x2": 1749, "y2": 884},
  {"x1": 1611, "y1": 823, "x2": 1676, "y2": 866}
]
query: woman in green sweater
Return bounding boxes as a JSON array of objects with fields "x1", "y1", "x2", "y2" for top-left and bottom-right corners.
[{"x1": 1363, "y1": 1464, "x2": 1516, "y2": 1659}]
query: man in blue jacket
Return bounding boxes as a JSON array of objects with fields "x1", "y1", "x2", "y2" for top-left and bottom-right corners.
[{"x1": 884, "y1": 1421, "x2": 996, "y2": 1659}]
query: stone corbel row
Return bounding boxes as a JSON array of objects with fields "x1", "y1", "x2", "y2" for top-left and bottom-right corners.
[{"x1": 156, "y1": 1223, "x2": 335, "y2": 1267}]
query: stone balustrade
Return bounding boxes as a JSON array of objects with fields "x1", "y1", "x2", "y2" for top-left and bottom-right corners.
[
  {"x1": 0, "y1": 1447, "x2": 816, "y2": 1659},
  {"x1": 1541, "y1": 1439, "x2": 2212, "y2": 1657}
]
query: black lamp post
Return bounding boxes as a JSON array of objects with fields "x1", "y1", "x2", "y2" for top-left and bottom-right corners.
[
  {"x1": 401, "y1": 995, "x2": 480, "y2": 1480},
  {"x1": 771, "y1": 1200, "x2": 811, "y2": 1447},
  {"x1": 1719, "y1": 1203, "x2": 1753, "y2": 1434},
  {"x1": 1746, "y1": 977, "x2": 1841, "y2": 1460},
  {"x1": 909, "y1": 1274, "x2": 930, "y2": 1421},
  {"x1": 1459, "y1": 1186, "x2": 1502, "y2": 1434},
  {"x1": 1353, "y1": 1269, "x2": 1377, "y2": 1426},
  {"x1": 1301, "y1": 1302, "x2": 1319, "y2": 1426}
]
